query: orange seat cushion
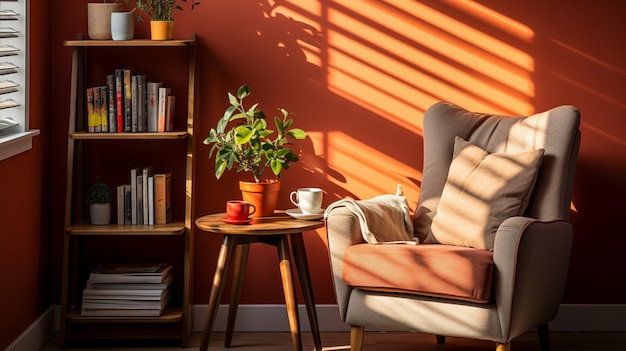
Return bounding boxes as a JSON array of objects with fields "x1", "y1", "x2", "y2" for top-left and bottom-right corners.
[{"x1": 343, "y1": 244, "x2": 494, "y2": 303}]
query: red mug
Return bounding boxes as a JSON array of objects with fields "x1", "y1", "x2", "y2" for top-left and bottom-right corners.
[{"x1": 226, "y1": 200, "x2": 256, "y2": 220}]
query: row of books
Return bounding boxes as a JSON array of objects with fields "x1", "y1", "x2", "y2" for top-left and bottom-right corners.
[
  {"x1": 86, "y1": 69, "x2": 175, "y2": 133},
  {"x1": 117, "y1": 166, "x2": 171, "y2": 225},
  {"x1": 81, "y1": 262, "x2": 173, "y2": 317}
]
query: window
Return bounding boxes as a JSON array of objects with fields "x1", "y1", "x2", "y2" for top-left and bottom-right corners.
[{"x1": 0, "y1": 0, "x2": 38, "y2": 161}]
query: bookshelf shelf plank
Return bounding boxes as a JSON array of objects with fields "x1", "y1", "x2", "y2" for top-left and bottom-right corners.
[
  {"x1": 63, "y1": 38, "x2": 195, "y2": 48},
  {"x1": 70, "y1": 131, "x2": 189, "y2": 140},
  {"x1": 66, "y1": 221, "x2": 186, "y2": 236}
]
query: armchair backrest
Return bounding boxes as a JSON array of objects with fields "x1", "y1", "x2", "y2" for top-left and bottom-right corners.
[{"x1": 414, "y1": 102, "x2": 581, "y2": 242}]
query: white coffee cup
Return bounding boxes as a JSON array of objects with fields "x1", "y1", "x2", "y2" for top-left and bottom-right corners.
[{"x1": 290, "y1": 188, "x2": 323, "y2": 215}]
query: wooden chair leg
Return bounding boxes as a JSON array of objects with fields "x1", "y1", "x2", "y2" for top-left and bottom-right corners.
[
  {"x1": 435, "y1": 335, "x2": 446, "y2": 344},
  {"x1": 350, "y1": 325, "x2": 364, "y2": 351},
  {"x1": 496, "y1": 342, "x2": 511, "y2": 351},
  {"x1": 538, "y1": 323, "x2": 551, "y2": 351}
]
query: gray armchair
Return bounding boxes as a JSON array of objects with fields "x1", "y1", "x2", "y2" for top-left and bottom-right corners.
[{"x1": 325, "y1": 102, "x2": 580, "y2": 351}]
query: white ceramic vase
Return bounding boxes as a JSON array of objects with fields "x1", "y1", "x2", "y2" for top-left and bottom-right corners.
[
  {"x1": 111, "y1": 12, "x2": 134, "y2": 41},
  {"x1": 90, "y1": 203, "x2": 111, "y2": 225}
]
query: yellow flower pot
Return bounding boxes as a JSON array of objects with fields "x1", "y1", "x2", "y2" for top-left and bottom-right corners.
[{"x1": 150, "y1": 20, "x2": 175, "y2": 40}]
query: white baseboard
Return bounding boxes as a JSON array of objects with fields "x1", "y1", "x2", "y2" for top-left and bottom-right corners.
[
  {"x1": 8, "y1": 303, "x2": 626, "y2": 350},
  {"x1": 4, "y1": 306, "x2": 55, "y2": 351}
]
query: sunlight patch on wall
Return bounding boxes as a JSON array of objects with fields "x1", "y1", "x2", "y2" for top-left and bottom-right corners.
[
  {"x1": 326, "y1": 131, "x2": 421, "y2": 203},
  {"x1": 324, "y1": 0, "x2": 536, "y2": 116}
]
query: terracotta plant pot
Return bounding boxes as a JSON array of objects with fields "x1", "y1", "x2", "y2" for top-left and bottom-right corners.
[
  {"x1": 150, "y1": 20, "x2": 175, "y2": 40},
  {"x1": 87, "y1": 3, "x2": 126, "y2": 40},
  {"x1": 239, "y1": 179, "x2": 280, "y2": 217}
]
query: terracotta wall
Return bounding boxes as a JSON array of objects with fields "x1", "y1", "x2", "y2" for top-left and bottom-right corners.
[
  {"x1": 2, "y1": 1, "x2": 624, "y2": 347},
  {"x1": 34, "y1": 0, "x2": 626, "y2": 337}
]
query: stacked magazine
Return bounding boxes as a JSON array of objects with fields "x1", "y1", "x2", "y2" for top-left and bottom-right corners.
[{"x1": 81, "y1": 262, "x2": 173, "y2": 317}]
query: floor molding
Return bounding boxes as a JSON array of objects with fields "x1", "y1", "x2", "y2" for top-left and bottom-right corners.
[{"x1": 5, "y1": 306, "x2": 55, "y2": 351}]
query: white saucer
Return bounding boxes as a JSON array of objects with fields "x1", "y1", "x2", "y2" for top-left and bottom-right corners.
[{"x1": 286, "y1": 208, "x2": 324, "y2": 220}]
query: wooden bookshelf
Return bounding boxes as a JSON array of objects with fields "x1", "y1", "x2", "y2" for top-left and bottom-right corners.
[{"x1": 60, "y1": 34, "x2": 197, "y2": 347}]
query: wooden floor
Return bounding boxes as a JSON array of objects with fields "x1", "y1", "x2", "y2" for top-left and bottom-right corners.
[{"x1": 42, "y1": 331, "x2": 626, "y2": 350}]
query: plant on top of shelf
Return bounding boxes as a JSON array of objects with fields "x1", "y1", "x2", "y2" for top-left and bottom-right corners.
[
  {"x1": 203, "y1": 84, "x2": 308, "y2": 184},
  {"x1": 127, "y1": 0, "x2": 201, "y2": 22}
]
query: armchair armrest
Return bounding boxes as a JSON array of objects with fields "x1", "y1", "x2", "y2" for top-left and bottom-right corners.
[
  {"x1": 325, "y1": 206, "x2": 367, "y2": 321},
  {"x1": 493, "y1": 217, "x2": 573, "y2": 340}
]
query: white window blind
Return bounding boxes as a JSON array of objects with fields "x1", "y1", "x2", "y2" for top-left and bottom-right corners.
[{"x1": 0, "y1": 0, "x2": 38, "y2": 162}]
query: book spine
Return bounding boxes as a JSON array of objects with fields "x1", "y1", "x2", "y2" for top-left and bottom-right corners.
[
  {"x1": 154, "y1": 173, "x2": 171, "y2": 225},
  {"x1": 86, "y1": 87, "x2": 95, "y2": 133},
  {"x1": 165, "y1": 95, "x2": 175, "y2": 132},
  {"x1": 115, "y1": 69, "x2": 124, "y2": 132},
  {"x1": 117, "y1": 185, "x2": 125, "y2": 225},
  {"x1": 124, "y1": 69, "x2": 133, "y2": 132},
  {"x1": 124, "y1": 185, "x2": 132, "y2": 224},
  {"x1": 107, "y1": 75, "x2": 117, "y2": 132},
  {"x1": 157, "y1": 87, "x2": 171, "y2": 132},
  {"x1": 137, "y1": 75, "x2": 147, "y2": 132},
  {"x1": 137, "y1": 174, "x2": 144, "y2": 225},
  {"x1": 147, "y1": 82, "x2": 162, "y2": 132},
  {"x1": 130, "y1": 167, "x2": 139, "y2": 224},
  {"x1": 99, "y1": 86, "x2": 108, "y2": 132},
  {"x1": 142, "y1": 166, "x2": 152, "y2": 225},
  {"x1": 131, "y1": 75, "x2": 138, "y2": 132},
  {"x1": 93, "y1": 86, "x2": 101, "y2": 132},
  {"x1": 148, "y1": 175, "x2": 154, "y2": 225}
]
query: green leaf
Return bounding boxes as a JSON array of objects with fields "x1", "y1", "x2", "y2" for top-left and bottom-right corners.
[
  {"x1": 237, "y1": 85, "x2": 251, "y2": 99},
  {"x1": 258, "y1": 129, "x2": 273, "y2": 138},
  {"x1": 275, "y1": 116, "x2": 284, "y2": 133},
  {"x1": 270, "y1": 159, "x2": 283, "y2": 176},
  {"x1": 235, "y1": 125, "x2": 253, "y2": 144},
  {"x1": 247, "y1": 103, "x2": 259, "y2": 117},
  {"x1": 285, "y1": 151, "x2": 299, "y2": 162},
  {"x1": 217, "y1": 117, "x2": 229, "y2": 134},
  {"x1": 215, "y1": 158, "x2": 227, "y2": 179},
  {"x1": 283, "y1": 118, "x2": 293, "y2": 130},
  {"x1": 252, "y1": 118, "x2": 267, "y2": 131},
  {"x1": 275, "y1": 148, "x2": 291, "y2": 157},
  {"x1": 203, "y1": 129, "x2": 217, "y2": 144},
  {"x1": 228, "y1": 92, "x2": 239, "y2": 107},
  {"x1": 288, "y1": 128, "x2": 307, "y2": 139},
  {"x1": 253, "y1": 109, "x2": 267, "y2": 119},
  {"x1": 208, "y1": 143, "x2": 219, "y2": 158},
  {"x1": 230, "y1": 112, "x2": 248, "y2": 121},
  {"x1": 223, "y1": 105, "x2": 237, "y2": 119}
]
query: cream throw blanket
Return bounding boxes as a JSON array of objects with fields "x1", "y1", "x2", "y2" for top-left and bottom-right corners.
[{"x1": 323, "y1": 185, "x2": 417, "y2": 244}]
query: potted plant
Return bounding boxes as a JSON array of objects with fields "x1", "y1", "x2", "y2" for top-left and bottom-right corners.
[
  {"x1": 86, "y1": 178, "x2": 113, "y2": 225},
  {"x1": 204, "y1": 85, "x2": 308, "y2": 217},
  {"x1": 128, "y1": 0, "x2": 200, "y2": 40},
  {"x1": 87, "y1": 0, "x2": 127, "y2": 40}
]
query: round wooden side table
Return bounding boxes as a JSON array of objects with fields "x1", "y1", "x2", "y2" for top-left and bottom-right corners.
[{"x1": 195, "y1": 211, "x2": 324, "y2": 351}]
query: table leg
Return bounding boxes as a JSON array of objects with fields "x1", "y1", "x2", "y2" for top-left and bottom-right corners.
[
  {"x1": 291, "y1": 233, "x2": 323, "y2": 351},
  {"x1": 200, "y1": 235, "x2": 237, "y2": 351},
  {"x1": 278, "y1": 234, "x2": 302, "y2": 351},
  {"x1": 225, "y1": 243, "x2": 250, "y2": 347}
]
